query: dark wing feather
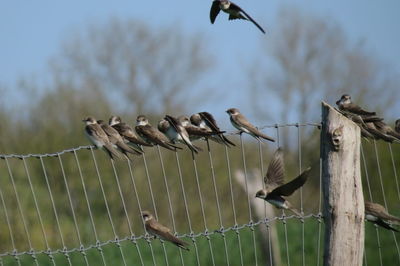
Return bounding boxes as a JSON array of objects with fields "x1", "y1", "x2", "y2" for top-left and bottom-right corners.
[
  {"x1": 229, "y1": 2, "x2": 266, "y2": 34},
  {"x1": 210, "y1": 0, "x2": 221, "y2": 24},
  {"x1": 264, "y1": 148, "x2": 285, "y2": 187},
  {"x1": 271, "y1": 167, "x2": 310, "y2": 197},
  {"x1": 199, "y1": 112, "x2": 221, "y2": 132},
  {"x1": 346, "y1": 103, "x2": 376, "y2": 116},
  {"x1": 374, "y1": 219, "x2": 399, "y2": 232}
]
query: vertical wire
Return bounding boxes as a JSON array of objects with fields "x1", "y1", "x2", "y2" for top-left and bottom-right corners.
[
  {"x1": 141, "y1": 154, "x2": 158, "y2": 219},
  {"x1": 275, "y1": 125, "x2": 290, "y2": 266},
  {"x1": 191, "y1": 150, "x2": 216, "y2": 266},
  {"x1": 388, "y1": 144, "x2": 400, "y2": 262},
  {"x1": 88, "y1": 149, "x2": 127, "y2": 266},
  {"x1": 4, "y1": 157, "x2": 38, "y2": 265},
  {"x1": 0, "y1": 181, "x2": 21, "y2": 266},
  {"x1": 174, "y1": 152, "x2": 201, "y2": 266},
  {"x1": 72, "y1": 150, "x2": 105, "y2": 265},
  {"x1": 296, "y1": 124, "x2": 305, "y2": 266},
  {"x1": 125, "y1": 159, "x2": 153, "y2": 266},
  {"x1": 316, "y1": 157, "x2": 322, "y2": 266},
  {"x1": 224, "y1": 146, "x2": 244, "y2": 266},
  {"x1": 205, "y1": 140, "x2": 230, "y2": 266},
  {"x1": 39, "y1": 156, "x2": 72, "y2": 266},
  {"x1": 57, "y1": 154, "x2": 106, "y2": 266},
  {"x1": 239, "y1": 135, "x2": 258, "y2": 266},
  {"x1": 372, "y1": 140, "x2": 400, "y2": 263}
]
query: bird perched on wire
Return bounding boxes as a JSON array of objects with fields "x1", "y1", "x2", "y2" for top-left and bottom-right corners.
[
  {"x1": 226, "y1": 108, "x2": 275, "y2": 142},
  {"x1": 158, "y1": 115, "x2": 202, "y2": 153},
  {"x1": 336, "y1": 94, "x2": 376, "y2": 116},
  {"x1": 365, "y1": 201, "x2": 400, "y2": 232},
  {"x1": 209, "y1": 0, "x2": 265, "y2": 34},
  {"x1": 135, "y1": 115, "x2": 182, "y2": 151},
  {"x1": 142, "y1": 211, "x2": 190, "y2": 251},
  {"x1": 255, "y1": 148, "x2": 310, "y2": 216},
  {"x1": 97, "y1": 120, "x2": 142, "y2": 158},
  {"x1": 178, "y1": 115, "x2": 220, "y2": 142},
  {"x1": 190, "y1": 112, "x2": 235, "y2": 147},
  {"x1": 82, "y1": 116, "x2": 123, "y2": 160},
  {"x1": 109, "y1": 116, "x2": 153, "y2": 152},
  {"x1": 396, "y1": 119, "x2": 400, "y2": 134}
]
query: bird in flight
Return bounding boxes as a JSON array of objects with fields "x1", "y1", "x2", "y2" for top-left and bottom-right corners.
[
  {"x1": 255, "y1": 148, "x2": 310, "y2": 216},
  {"x1": 209, "y1": 0, "x2": 266, "y2": 34},
  {"x1": 142, "y1": 211, "x2": 190, "y2": 251},
  {"x1": 226, "y1": 108, "x2": 275, "y2": 142}
]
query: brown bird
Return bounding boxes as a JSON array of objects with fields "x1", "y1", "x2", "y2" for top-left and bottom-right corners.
[
  {"x1": 190, "y1": 112, "x2": 235, "y2": 147},
  {"x1": 373, "y1": 120, "x2": 400, "y2": 141},
  {"x1": 135, "y1": 115, "x2": 182, "y2": 151},
  {"x1": 395, "y1": 119, "x2": 400, "y2": 134},
  {"x1": 336, "y1": 94, "x2": 376, "y2": 116},
  {"x1": 82, "y1": 116, "x2": 123, "y2": 160},
  {"x1": 226, "y1": 108, "x2": 275, "y2": 142},
  {"x1": 255, "y1": 148, "x2": 310, "y2": 216},
  {"x1": 365, "y1": 201, "x2": 400, "y2": 232},
  {"x1": 97, "y1": 120, "x2": 142, "y2": 157},
  {"x1": 178, "y1": 115, "x2": 219, "y2": 141},
  {"x1": 142, "y1": 211, "x2": 190, "y2": 251},
  {"x1": 109, "y1": 116, "x2": 153, "y2": 151}
]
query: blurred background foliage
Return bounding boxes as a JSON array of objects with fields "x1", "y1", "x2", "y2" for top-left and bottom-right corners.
[{"x1": 0, "y1": 6, "x2": 399, "y2": 266}]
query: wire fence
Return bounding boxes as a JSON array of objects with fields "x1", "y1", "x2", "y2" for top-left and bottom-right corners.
[{"x1": 0, "y1": 121, "x2": 398, "y2": 265}]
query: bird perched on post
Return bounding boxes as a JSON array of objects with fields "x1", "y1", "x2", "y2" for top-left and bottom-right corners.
[
  {"x1": 209, "y1": 0, "x2": 265, "y2": 34},
  {"x1": 135, "y1": 115, "x2": 182, "y2": 151},
  {"x1": 82, "y1": 116, "x2": 123, "y2": 160},
  {"x1": 336, "y1": 94, "x2": 376, "y2": 116},
  {"x1": 226, "y1": 108, "x2": 275, "y2": 142},
  {"x1": 142, "y1": 211, "x2": 190, "y2": 251},
  {"x1": 255, "y1": 148, "x2": 310, "y2": 216},
  {"x1": 365, "y1": 201, "x2": 400, "y2": 232}
]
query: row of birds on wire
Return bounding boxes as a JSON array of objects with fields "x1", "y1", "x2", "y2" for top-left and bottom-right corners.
[{"x1": 81, "y1": 96, "x2": 400, "y2": 250}]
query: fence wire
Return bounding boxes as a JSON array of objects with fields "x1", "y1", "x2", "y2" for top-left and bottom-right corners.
[{"x1": 0, "y1": 121, "x2": 398, "y2": 265}]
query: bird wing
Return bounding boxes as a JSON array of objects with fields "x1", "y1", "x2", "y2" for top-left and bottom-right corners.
[
  {"x1": 235, "y1": 113, "x2": 275, "y2": 141},
  {"x1": 147, "y1": 221, "x2": 189, "y2": 249},
  {"x1": 210, "y1": 0, "x2": 221, "y2": 24},
  {"x1": 345, "y1": 103, "x2": 376, "y2": 116},
  {"x1": 365, "y1": 201, "x2": 400, "y2": 222},
  {"x1": 264, "y1": 148, "x2": 285, "y2": 188},
  {"x1": 229, "y1": 2, "x2": 265, "y2": 33},
  {"x1": 86, "y1": 124, "x2": 109, "y2": 143},
  {"x1": 271, "y1": 167, "x2": 310, "y2": 197},
  {"x1": 114, "y1": 123, "x2": 153, "y2": 146},
  {"x1": 199, "y1": 112, "x2": 221, "y2": 132},
  {"x1": 374, "y1": 219, "x2": 399, "y2": 232}
]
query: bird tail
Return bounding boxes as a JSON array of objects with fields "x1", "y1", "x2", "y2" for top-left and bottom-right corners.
[
  {"x1": 103, "y1": 144, "x2": 124, "y2": 160},
  {"x1": 375, "y1": 219, "x2": 399, "y2": 232},
  {"x1": 257, "y1": 132, "x2": 276, "y2": 142},
  {"x1": 175, "y1": 239, "x2": 190, "y2": 251},
  {"x1": 117, "y1": 141, "x2": 142, "y2": 155}
]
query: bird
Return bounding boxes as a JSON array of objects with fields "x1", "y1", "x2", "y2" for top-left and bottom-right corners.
[
  {"x1": 255, "y1": 148, "x2": 310, "y2": 216},
  {"x1": 142, "y1": 211, "x2": 190, "y2": 251},
  {"x1": 135, "y1": 115, "x2": 182, "y2": 151},
  {"x1": 82, "y1": 116, "x2": 123, "y2": 160},
  {"x1": 365, "y1": 201, "x2": 400, "y2": 232},
  {"x1": 373, "y1": 120, "x2": 400, "y2": 141},
  {"x1": 109, "y1": 115, "x2": 153, "y2": 152},
  {"x1": 209, "y1": 0, "x2": 265, "y2": 34},
  {"x1": 336, "y1": 94, "x2": 376, "y2": 116},
  {"x1": 226, "y1": 108, "x2": 275, "y2": 142},
  {"x1": 178, "y1": 115, "x2": 219, "y2": 141},
  {"x1": 190, "y1": 112, "x2": 235, "y2": 147},
  {"x1": 97, "y1": 120, "x2": 142, "y2": 158},
  {"x1": 396, "y1": 119, "x2": 400, "y2": 134},
  {"x1": 158, "y1": 115, "x2": 202, "y2": 153},
  {"x1": 363, "y1": 122, "x2": 400, "y2": 143}
]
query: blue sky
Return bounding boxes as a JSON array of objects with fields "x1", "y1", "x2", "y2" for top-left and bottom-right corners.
[{"x1": 1, "y1": 0, "x2": 399, "y2": 123}]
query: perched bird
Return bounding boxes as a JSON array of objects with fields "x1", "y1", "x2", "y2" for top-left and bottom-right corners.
[
  {"x1": 142, "y1": 211, "x2": 190, "y2": 251},
  {"x1": 336, "y1": 94, "x2": 376, "y2": 116},
  {"x1": 135, "y1": 115, "x2": 182, "y2": 151},
  {"x1": 226, "y1": 108, "x2": 275, "y2": 142},
  {"x1": 373, "y1": 120, "x2": 400, "y2": 141},
  {"x1": 396, "y1": 119, "x2": 400, "y2": 134},
  {"x1": 158, "y1": 115, "x2": 202, "y2": 153},
  {"x1": 364, "y1": 122, "x2": 400, "y2": 143},
  {"x1": 255, "y1": 148, "x2": 310, "y2": 216},
  {"x1": 365, "y1": 201, "x2": 400, "y2": 232},
  {"x1": 210, "y1": 0, "x2": 265, "y2": 34},
  {"x1": 178, "y1": 115, "x2": 219, "y2": 141},
  {"x1": 82, "y1": 116, "x2": 123, "y2": 160},
  {"x1": 190, "y1": 112, "x2": 235, "y2": 147},
  {"x1": 97, "y1": 120, "x2": 142, "y2": 157},
  {"x1": 109, "y1": 116, "x2": 153, "y2": 151}
]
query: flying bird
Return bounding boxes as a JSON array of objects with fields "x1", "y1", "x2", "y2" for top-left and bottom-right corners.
[
  {"x1": 365, "y1": 201, "x2": 400, "y2": 232},
  {"x1": 158, "y1": 115, "x2": 202, "y2": 153},
  {"x1": 109, "y1": 116, "x2": 153, "y2": 151},
  {"x1": 226, "y1": 108, "x2": 275, "y2": 142},
  {"x1": 255, "y1": 148, "x2": 310, "y2": 216},
  {"x1": 210, "y1": 0, "x2": 265, "y2": 34},
  {"x1": 82, "y1": 116, "x2": 123, "y2": 160},
  {"x1": 142, "y1": 211, "x2": 190, "y2": 251},
  {"x1": 336, "y1": 94, "x2": 376, "y2": 116},
  {"x1": 190, "y1": 112, "x2": 235, "y2": 147},
  {"x1": 97, "y1": 120, "x2": 142, "y2": 157},
  {"x1": 135, "y1": 115, "x2": 182, "y2": 151}
]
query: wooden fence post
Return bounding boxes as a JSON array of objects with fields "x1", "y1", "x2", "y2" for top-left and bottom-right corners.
[{"x1": 321, "y1": 102, "x2": 364, "y2": 266}]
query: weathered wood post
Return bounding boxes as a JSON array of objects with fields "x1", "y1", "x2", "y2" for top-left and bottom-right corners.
[{"x1": 321, "y1": 102, "x2": 364, "y2": 266}]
